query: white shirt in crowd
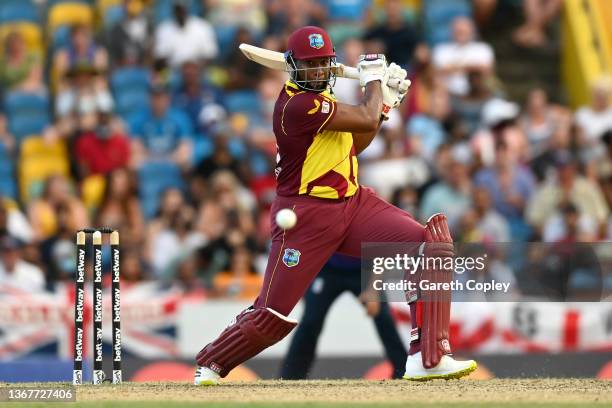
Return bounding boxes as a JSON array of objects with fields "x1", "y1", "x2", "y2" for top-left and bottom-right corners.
[
  {"x1": 154, "y1": 16, "x2": 219, "y2": 68},
  {"x1": 575, "y1": 106, "x2": 612, "y2": 144},
  {"x1": 0, "y1": 260, "x2": 46, "y2": 292},
  {"x1": 433, "y1": 41, "x2": 494, "y2": 96}
]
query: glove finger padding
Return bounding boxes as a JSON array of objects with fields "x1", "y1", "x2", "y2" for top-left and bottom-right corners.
[
  {"x1": 358, "y1": 54, "x2": 387, "y2": 87},
  {"x1": 420, "y1": 214, "x2": 454, "y2": 369}
]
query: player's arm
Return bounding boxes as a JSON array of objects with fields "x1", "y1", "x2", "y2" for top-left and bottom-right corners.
[
  {"x1": 353, "y1": 118, "x2": 384, "y2": 155},
  {"x1": 326, "y1": 81, "x2": 384, "y2": 133},
  {"x1": 326, "y1": 54, "x2": 387, "y2": 134}
]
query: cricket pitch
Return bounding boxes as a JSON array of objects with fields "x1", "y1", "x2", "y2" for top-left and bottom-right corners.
[{"x1": 1, "y1": 379, "x2": 610, "y2": 407}]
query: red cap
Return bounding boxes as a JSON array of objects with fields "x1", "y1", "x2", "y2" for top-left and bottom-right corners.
[{"x1": 286, "y1": 26, "x2": 335, "y2": 60}]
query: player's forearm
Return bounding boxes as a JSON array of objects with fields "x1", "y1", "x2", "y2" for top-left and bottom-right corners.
[
  {"x1": 361, "y1": 81, "x2": 384, "y2": 124},
  {"x1": 353, "y1": 119, "x2": 383, "y2": 155},
  {"x1": 352, "y1": 82, "x2": 384, "y2": 154}
]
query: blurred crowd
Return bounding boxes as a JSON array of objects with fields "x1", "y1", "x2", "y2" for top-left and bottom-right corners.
[{"x1": 0, "y1": 0, "x2": 610, "y2": 296}]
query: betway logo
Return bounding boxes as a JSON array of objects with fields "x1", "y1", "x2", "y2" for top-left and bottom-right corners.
[
  {"x1": 114, "y1": 328, "x2": 121, "y2": 361},
  {"x1": 94, "y1": 249, "x2": 102, "y2": 281},
  {"x1": 75, "y1": 288, "x2": 85, "y2": 322},
  {"x1": 113, "y1": 288, "x2": 121, "y2": 322},
  {"x1": 75, "y1": 328, "x2": 83, "y2": 361},
  {"x1": 76, "y1": 249, "x2": 86, "y2": 282},
  {"x1": 94, "y1": 289, "x2": 102, "y2": 321},
  {"x1": 112, "y1": 249, "x2": 120, "y2": 282},
  {"x1": 95, "y1": 328, "x2": 103, "y2": 361}
]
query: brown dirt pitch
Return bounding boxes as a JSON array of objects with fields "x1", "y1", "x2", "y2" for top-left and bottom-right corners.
[{"x1": 2, "y1": 379, "x2": 611, "y2": 408}]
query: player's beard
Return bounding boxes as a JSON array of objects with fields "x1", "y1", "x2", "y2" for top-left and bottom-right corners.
[{"x1": 302, "y1": 70, "x2": 330, "y2": 92}]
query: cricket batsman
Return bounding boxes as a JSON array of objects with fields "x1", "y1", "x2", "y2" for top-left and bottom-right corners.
[{"x1": 194, "y1": 26, "x2": 477, "y2": 384}]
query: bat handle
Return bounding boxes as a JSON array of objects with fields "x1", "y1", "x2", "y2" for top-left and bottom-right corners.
[
  {"x1": 341, "y1": 65, "x2": 359, "y2": 80},
  {"x1": 338, "y1": 65, "x2": 404, "y2": 89}
]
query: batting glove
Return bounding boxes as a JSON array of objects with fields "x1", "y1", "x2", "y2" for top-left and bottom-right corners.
[
  {"x1": 357, "y1": 54, "x2": 387, "y2": 87},
  {"x1": 381, "y1": 63, "x2": 410, "y2": 119}
]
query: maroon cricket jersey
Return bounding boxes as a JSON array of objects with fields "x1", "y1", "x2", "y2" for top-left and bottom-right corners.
[{"x1": 272, "y1": 80, "x2": 359, "y2": 199}]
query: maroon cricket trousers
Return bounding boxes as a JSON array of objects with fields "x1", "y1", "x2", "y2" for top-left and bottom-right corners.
[{"x1": 254, "y1": 186, "x2": 426, "y2": 316}]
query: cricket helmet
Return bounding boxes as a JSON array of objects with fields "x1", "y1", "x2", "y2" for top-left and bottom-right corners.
[{"x1": 286, "y1": 26, "x2": 336, "y2": 60}]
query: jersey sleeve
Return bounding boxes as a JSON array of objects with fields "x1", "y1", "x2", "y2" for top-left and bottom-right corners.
[{"x1": 282, "y1": 92, "x2": 337, "y2": 136}]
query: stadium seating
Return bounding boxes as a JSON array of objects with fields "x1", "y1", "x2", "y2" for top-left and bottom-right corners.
[
  {"x1": 18, "y1": 136, "x2": 70, "y2": 202},
  {"x1": 111, "y1": 67, "x2": 151, "y2": 120},
  {"x1": 101, "y1": 4, "x2": 125, "y2": 28},
  {"x1": 224, "y1": 91, "x2": 260, "y2": 116},
  {"x1": 0, "y1": 22, "x2": 44, "y2": 57},
  {"x1": 111, "y1": 66, "x2": 151, "y2": 92},
  {"x1": 153, "y1": 0, "x2": 200, "y2": 24},
  {"x1": 47, "y1": 2, "x2": 94, "y2": 36},
  {"x1": 4, "y1": 92, "x2": 51, "y2": 143},
  {"x1": 0, "y1": 145, "x2": 17, "y2": 199},
  {"x1": 0, "y1": 1, "x2": 39, "y2": 24},
  {"x1": 138, "y1": 161, "x2": 186, "y2": 218},
  {"x1": 192, "y1": 134, "x2": 214, "y2": 164}
]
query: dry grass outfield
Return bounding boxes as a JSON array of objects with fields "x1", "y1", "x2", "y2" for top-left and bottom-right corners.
[{"x1": 2, "y1": 379, "x2": 611, "y2": 407}]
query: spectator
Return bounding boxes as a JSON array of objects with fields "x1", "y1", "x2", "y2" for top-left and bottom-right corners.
[
  {"x1": 459, "y1": 186, "x2": 510, "y2": 243},
  {"x1": 150, "y1": 204, "x2": 205, "y2": 278},
  {"x1": 96, "y1": 168, "x2": 145, "y2": 245},
  {"x1": 39, "y1": 201, "x2": 76, "y2": 286},
  {"x1": 543, "y1": 202, "x2": 597, "y2": 243},
  {"x1": 194, "y1": 134, "x2": 248, "y2": 183},
  {"x1": 333, "y1": 38, "x2": 364, "y2": 105},
  {"x1": 105, "y1": 0, "x2": 153, "y2": 67},
  {"x1": 519, "y1": 87, "x2": 568, "y2": 158},
  {"x1": 363, "y1": 0, "x2": 420, "y2": 68},
  {"x1": 575, "y1": 78, "x2": 612, "y2": 160},
  {"x1": 223, "y1": 27, "x2": 264, "y2": 91},
  {"x1": 173, "y1": 60, "x2": 225, "y2": 129},
  {"x1": 121, "y1": 246, "x2": 148, "y2": 283},
  {"x1": 265, "y1": 0, "x2": 325, "y2": 36},
  {"x1": 0, "y1": 197, "x2": 34, "y2": 244},
  {"x1": 407, "y1": 88, "x2": 451, "y2": 162},
  {"x1": 474, "y1": 141, "x2": 536, "y2": 224},
  {"x1": 512, "y1": 0, "x2": 562, "y2": 48},
  {"x1": 74, "y1": 112, "x2": 131, "y2": 177},
  {"x1": 54, "y1": 24, "x2": 108, "y2": 92},
  {"x1": 55, "y1": 62, "x2": 114, "y2": 138},
  {"x1": 204, "y1": 0, "x2": 267, "y2": 36},
  {"x1": 473, "y1": 98, "x2": 529, "y2": 167},
  {"x1": 129, "y1": 83, "x2": 193, "y2": 169},
  {"x1": 403, "y1": 43, "x2": 441, "y2": 119},
  {"x1": 0, "y1": 31, "x2": 44, "y2": 92},
  {"x1": 0, "y1": 236, "x2": 45, "y2": 292},
  {"x1": 526, "y1": 151, "x2": 609, "y2": 235},
  {"x1": 391, "y1": 185, "x2": 420, "y2": 218},
  {"x1": 0, "y1": 115, "x2": 15, "y2": 154},
  {"x1": 174, "y1": 250, "x2": 206, "y2": 294},
  {"x1": 451, "y1": 69, "x2": 497, "y2": 136},
  {"x1": 530, "y1": 114, "x2": 573, "y2": 181},
  {"x1": 420, "y1": 148, "x2": 472, "y2": 231},
  {"x1": 432, "y1": 17, "x2": 494, "y2": 96},
  {"x1": 154, "y1": 0, "x2": 218, "y2": 69},
  {"x1": 598, "y1": 130, "x2": 612, "y2": 208},
  {"x1": 27, "y1": 175, "x2": 89, "y2": 241}
]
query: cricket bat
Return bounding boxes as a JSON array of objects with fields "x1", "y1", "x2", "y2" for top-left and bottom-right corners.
[{"x1": 239, "y1": 43, "x2": 359, "y2": 80}]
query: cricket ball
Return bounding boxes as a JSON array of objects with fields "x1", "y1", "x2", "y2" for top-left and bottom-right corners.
[{"x1": 275, "y1": 208, "x2": 297, "y2": 230}]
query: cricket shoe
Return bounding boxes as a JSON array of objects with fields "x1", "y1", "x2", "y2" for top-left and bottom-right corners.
[
  {"x1": 403, "y1": 352, "x2": 477, "y2": 381},
  {"x1": 194, "y1": 366, "x2": 220, "y2": 385}
]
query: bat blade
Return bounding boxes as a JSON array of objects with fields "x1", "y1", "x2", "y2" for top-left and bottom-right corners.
[
  {"x1": 239, "y1": 43, "x2": 359, "y2": 80},
  {"x1": 239, "y1": 43, "x2": 287, "y2": 71}
]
